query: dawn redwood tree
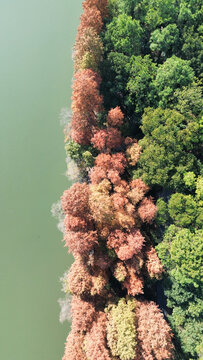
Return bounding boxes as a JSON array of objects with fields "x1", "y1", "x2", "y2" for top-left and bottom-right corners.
[
  {"x1": 71, "y1": 69, "x2": 103, "y2": 145},
  {"x1": 56, "y1": 0, "x2": 179, "y2": 359}
]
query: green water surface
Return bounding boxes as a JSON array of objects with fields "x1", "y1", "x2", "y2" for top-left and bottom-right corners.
[{"x1": 0, "y1": 0, "x2": 82, "y2": 358}]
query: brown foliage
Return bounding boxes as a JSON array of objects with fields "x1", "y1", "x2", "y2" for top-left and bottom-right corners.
[
  {"x1": 107, "y1": 229, "x2": 145, "y2": 261},
  {"x1": 127, "y1": 253, "x2": 144, "y2": 274},
  {"x1": 107, "y1": 106, "x2": 124, "y2": 127},
  {"x1": 79, "y1": 6, "x2": 103, "y2": 35},
  {"x1": 67, "y1": 259, "x2": 93, "y2": 296},
  {"x1": 90, "y1": 166, "x2": 107, "y2": 184},
  {"x1": 83, "y1": 0, "x2": 108, "y2": 19},
  {"x1": 111, "y1": 153, "x2": 127, "y2": 174},
  {"x1": 63, "y1": 331, "x2": 87, "y2": 360},
  {"x1": 61, "y1": 183, "x2": 89, "y2": 217},
  {"x1": 91, "y1": 247, "x2": 113, "y2": 270},
  {"x1": 71, "y1": 296, "x2": 96, "y2": 332},
  {"x1": 128, "y1": 179, "x2": 149, "y2": 205},
  {"x1": 145, "y1": 245, "x2": 163, "y2": 280},
  {"x1": 72, "y1": 69, "x2": 103, "y2": 145},
  {"x1": 84, "y1": 312, "x2": 112, "y2": 360},
  {"x1": 64, "y1": 230, "x2": 98, "y2": 256},
  {"x1": 89, "y1": 183, "x2": 113, "y2": 225},
  {"x1": 71, "y1": 113, "x2": 93, "y2": 145},
  {"x1": 90, "y1": 153, "x2": 126, "y2": 184},
  {"x1": 123, "y1": 270, "x2": 144, "y2": 296},
  {"x1": 136, "y1": 300, "x2": 174, "y2": 360},
  {"x1": 67, "y1": 259, "x2": 108, "y2": 297},
  {"x1": 114, "y1": 179, "x2": 129, "y2": 196},
  {"x1": 59, "y1": 0, "x2": 173, "y2": 358},
  {"x1": 64, "y1": 214, "x2": 87, "y2": 232},
  {"x1": 138, "y1": 197, "x2": 157, "y2": 223},
  {"x1": 74, "y1": 27, "x2": 104, "y2": 72},
  {"x1": 107, "y1": 169, "x2": 121, "y2": 185},
  {"x1": 95, "y1": 153, "x2": 112, "y2": 170},
  {"x1": 91, "y1": 127, "x2": 122, "y2": 152},
  {"x1": 126, "y1": 142, "x2": 142, "y2": 166}
]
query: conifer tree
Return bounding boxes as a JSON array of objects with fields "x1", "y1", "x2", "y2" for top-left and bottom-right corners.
[{"x1": 53, "y1": 0, "x2": 202, "y2": 359}]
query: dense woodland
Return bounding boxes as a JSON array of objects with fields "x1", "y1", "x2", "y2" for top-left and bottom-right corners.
[{"x1": 52, "y1": 0, "x2": 203, "y2": 359}]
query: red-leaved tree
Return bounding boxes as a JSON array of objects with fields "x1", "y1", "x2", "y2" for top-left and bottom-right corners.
[
  {"x1": 71, "y1": 69, "x2": 103, "y2": 145},
  {"x1": 59, "y1": 1, "x2": 174, "y2": 359}
]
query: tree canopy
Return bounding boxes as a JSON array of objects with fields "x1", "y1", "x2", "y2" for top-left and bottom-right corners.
[{"x1": 55, "y1": 0, "x2": 203, "y2": 359}]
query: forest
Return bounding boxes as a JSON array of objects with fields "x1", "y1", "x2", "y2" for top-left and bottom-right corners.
[{"x1": 52, "y1": 0, "x2": 203, "y2": 359}]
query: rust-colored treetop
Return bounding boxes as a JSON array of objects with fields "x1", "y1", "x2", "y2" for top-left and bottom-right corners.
[{"x1": 60, "y1": 0, "x2": 175, "y2": 359}]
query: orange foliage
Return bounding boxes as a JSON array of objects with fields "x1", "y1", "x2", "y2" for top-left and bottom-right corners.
[
  {"x1": 123, "y1": 270, "x2": 144, "y2": 296},
  {"x1": 128, "y1": 179, "x2": 149, "y2": 205},
  {"x1": 111, "y1": 153, "x2": 127, "y2": 173},
  {"x1": 111, "y1": 193, "x2": 129, "y2": 211},
  {"x1": 91, "y1": 127, "x2": 122, "y2": 152},
  {"x1": 64, "y1": 214, "x2": 87, "y2": 232},
  {"x1": 74, "y1": 27, "x2": 103, "y2": 72},
  {"x1": 84, "y1": 312, "x2": 111, "y2": 360},
  {"x1": 71, "y1": 113, "x2": 93, "y2": 145},
  {"x1": 63, "y1": 331, "x2": 87, "y2": 360},
  {"x1": 107, "y1": 106, "x2": 124, "y2": 127},
  {"x1": 107, "y1": 229, "x2": 145, "y2": 261},
  {"x1": 90, "y1": 166, "x2": 107, "y2": 184},
  {"x1": 67, "y1": 259, "x2": 108, "y2": 297},
  {"x1": 126, "y1": 142, "x2": 142, "y2": 166},
  {"x1": 79, "y1": 6, "x2": 103, "y2": 35},
  {"x1": 61, "y1": 183, "x2": 89, "y2": 217},
  {"x1": 107, "y1": 169, "x2": 121, "y2": 185},
  {"x1": 64, "y1": 230, "x2": 98, "y2": 256},
  {"x1": 60, "y1": 1, "x2": 172, "y2": 357},
  {"x1": 62, "y1": 183, "x2": 98, "y2": 256},
  {"x1": 145, "y1": 245, "x2": 163, "y2": 279},
  {"x1": 67, "y1": 259, "x2": 93, "y2": 296},
  {"x1": 136, "y1": 300, "x2": 174, "y2": 360},
  {"x1": 95, "y1": 152, "x2": 126, "y2": 173},
  {"x1": 72, "y1": 69, "x2": 102, "y2": 116},
  {"x1": 89, "y1": 183, "x2": 113, "y2": 225},
  {"x1": 83, "y1": 0, "x2": 108, "y2": 18},
  {"x1": 90, "y1": 153, "x2": 126, "y2": 184},
  {"x1": 71, "y1": 296, "x2": 96, "y2": 332},
  {"x1": 120, "y1": 254, "x2": 145, "y2": 295},
  {"x1": 95, "y1": 153, "x2": 112, "y2": 170},
  {"x1": 72, "y1": 69, "x2": 103, "y2": 145},
  {"x1": 138, "y1": 197, "x2": 157, "y2": 223}
]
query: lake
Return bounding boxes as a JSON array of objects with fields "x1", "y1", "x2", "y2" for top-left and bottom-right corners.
[{"x1": 0, "y1": 0, "x2": 82, "y2": 358}]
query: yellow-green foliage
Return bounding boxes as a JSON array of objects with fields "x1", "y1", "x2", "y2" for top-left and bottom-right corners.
[{"x1": 105, "y1": 297, "x2": 137, "y2": 360}]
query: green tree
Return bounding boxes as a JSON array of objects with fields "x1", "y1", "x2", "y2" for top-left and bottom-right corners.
[
  {"x1": 173, "y1": 83, "x2": 203, "y2": 118},
  {"x1": 157, "y1": 227, "x2": 203, "y2": 358},
  {"x1": 104, "y1": 13, "x2": 143, "y2": 56},
  {"x1": 156, "y1": 198, "x2": 169, "y2": 226},
  {"x1": 133, "y1": 107, "x2": 200, "y2": 190},
  {"x1": 126, "y1": 55, "x2": 157, "y2": 115},
  {"x1": 145, "y1": 0, "x2": 179, "y2": 30},
  {"x1": 153, "y1": 56, "x2": 194, "y2": 108},
  {"x1": 100, "y1": 51, "x2": 131, "y2": 109},
  {"x1": 168, "y1": 193, "x2": 197, "y2": 227},
  {"x1": 150, "y1": 24, "x2": 180, "y2": 60},
  {"x1": 181, "y1": 25, "x2": 203, "y2": 78},
  {"x1": 157, "y1": 226, "x2": 203, "y2": 288}
]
